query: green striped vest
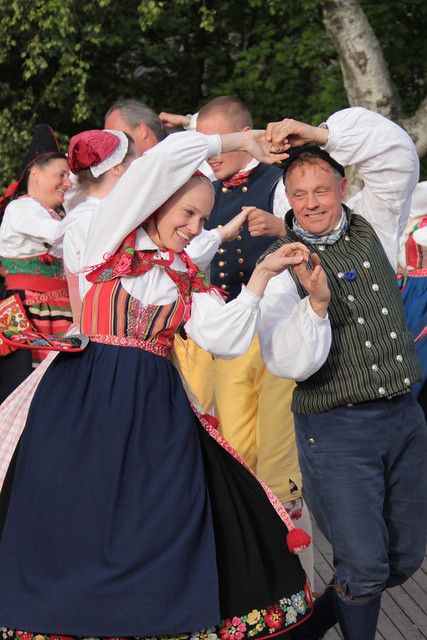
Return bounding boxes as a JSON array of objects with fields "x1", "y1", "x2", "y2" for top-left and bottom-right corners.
[{"x1": 265, "y1": 209, "x2": 422, "y2": 413}]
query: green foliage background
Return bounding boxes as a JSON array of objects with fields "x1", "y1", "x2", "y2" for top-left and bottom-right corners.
[{"x1": 0, "y1": 0, "x2": 426, "y2": 188}]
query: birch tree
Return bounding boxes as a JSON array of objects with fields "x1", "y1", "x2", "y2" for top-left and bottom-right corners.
[{"x1": 322, "y1": 0, "x2": 427, "y2": 156}]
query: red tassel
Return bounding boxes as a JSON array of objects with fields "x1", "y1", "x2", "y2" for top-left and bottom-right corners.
[
  {"x1": 200, "y1": 412, "x2": 219, "y2": 430},
  {"x1": 286, "y1": 527, "x2": 312, "y2": 553}
]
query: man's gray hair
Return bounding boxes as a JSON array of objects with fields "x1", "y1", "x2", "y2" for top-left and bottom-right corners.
[{"x1": 105, "y1": 98, "x2": 166, "y2": 141}]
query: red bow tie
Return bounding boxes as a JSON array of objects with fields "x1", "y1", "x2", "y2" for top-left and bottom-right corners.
[{"x1": 222, "y1": 168, "x2": 253, "y2": 189}]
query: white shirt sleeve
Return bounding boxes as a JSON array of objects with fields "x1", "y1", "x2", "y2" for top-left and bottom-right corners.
[
  {"x1": 324, "y1": 107, "x2": 420, "y2": 269},
  {"x1": 0, "y1": 198, "x2": 64, "y2": 258},
  {"x1": 272, "y1": 178, "x2": 291, "y2": 219},
  {"x1": 258, "y1": 270, "x2": 331, "y2": 380},
  {"x1": 413, "y1": 226, "x2": 427, "y2": 247},
  {"x1": 82, "y1": 131, "x2": 221, "y2": 269},
  {"x1": 63, "y1": 215, "x2": 93, "y2": 274},
  {"x1": 184, "y1": 112, "x2": 199, "y2": 131},
  {"x1": 185, "y1": 286, "x2": 261, "y2": 358},
  {"x1": 185, "y1": 228, "x2": 221, "y2": 269}
]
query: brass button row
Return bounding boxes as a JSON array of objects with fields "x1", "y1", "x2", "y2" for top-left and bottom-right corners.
[
  {"x1": 216, "y1": 256, "x2": 244, "y2": 264},
  {"x1": 218, "y1": 272, "x2": 245, "y2": 279},
  {"x1": 221, "y1": 186, "x2": 249, "y2": 193}
]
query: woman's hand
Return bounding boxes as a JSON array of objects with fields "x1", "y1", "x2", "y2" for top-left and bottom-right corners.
[
  {"x1": 216, "y1": 209, "x2": 249, "y2": 242},
  {"x1": 246, "y1": 242, "x2": 309, "y2": 297},
  {"x1": 292, "y1": 253, "x2": 331, "y2": 318}
]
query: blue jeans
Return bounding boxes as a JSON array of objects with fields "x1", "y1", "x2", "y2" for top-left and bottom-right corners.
[{"x1": 295, "y1": 394, "x2": 427, "y2": 599}]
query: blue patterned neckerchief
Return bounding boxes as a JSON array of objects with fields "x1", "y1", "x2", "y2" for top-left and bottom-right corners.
[{"x1": 292, "y1": 208, "x2": 348, "y2": 245}]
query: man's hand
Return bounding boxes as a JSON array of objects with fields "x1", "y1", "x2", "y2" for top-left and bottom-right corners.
[
  {"x1": 244, "y1": 206, "x2": 285, "y2": 237},
  {"x1": 158, "y1": 111, "x2": 191, "y2": 129},
  {"x1": 265, "y1": 118, "x2": 328, "y2": 149},
  {"x1": 293, "y1": 253, "x2": 331, "y2": 318}
]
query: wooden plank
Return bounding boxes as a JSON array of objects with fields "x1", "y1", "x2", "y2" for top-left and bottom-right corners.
[
  {"x1": 376, "y1": 608, "x2": 406, "y2": 640},
  {"x1": 412, "y1": 568, "x2": 427, "y2": 594},
  {"x1": 386, "y1": 585, "x2": 427, "y2": 639},
  {"x1": 313, "y1": 548, "x2": 334, "y2": 586},
  {"x1": 312, "y1": 522, "x2": 335, "y2": 562},
  {"x1": 381, "y1": 590, "x2": 425, "y2": 639},
  {"x1": 401, "y1": 575, "x2": 427, "y2": 609}
]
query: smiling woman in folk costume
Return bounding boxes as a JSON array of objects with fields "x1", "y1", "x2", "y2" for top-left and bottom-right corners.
[
  {"x1": 63, "y1": 128, "x2": 256, "y2": 325},
  {"x1": 0, "y1": 127, "x2": 333, "y2": 639},
  {"x1": 0, "y1": 124, "x2": 73, "y2": 401}
]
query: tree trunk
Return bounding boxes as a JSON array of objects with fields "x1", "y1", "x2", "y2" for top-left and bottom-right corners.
[
  {"x1": 322, "y1": 0, "x2": 427, "y2": 158},
  {"x1": 322, "y1": 0, "x2": 402, "y2": 118}
]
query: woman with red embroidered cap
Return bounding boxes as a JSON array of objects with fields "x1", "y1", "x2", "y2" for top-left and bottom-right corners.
[
  {"x1": 0, "y1": 127, "x2": 327, "y2": 640},
  {"x1": 0, "y1": 124, "x2": 73, "y2": 401},
  {"x1": 62, "y1": 129, "x2": 138, "y2": 324}
]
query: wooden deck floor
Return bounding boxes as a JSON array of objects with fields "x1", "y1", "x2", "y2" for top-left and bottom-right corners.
[{"x1": 312, "y1": 521, "x2": 427, "y2": 639}]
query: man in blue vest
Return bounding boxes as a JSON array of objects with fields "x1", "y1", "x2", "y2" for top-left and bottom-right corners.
[
  {"x1": 259, "y1": 107, "x2": 427, "y2": 639},
  {"x1": 190, "y1": 96, "x2": 314, "y2": 581}
]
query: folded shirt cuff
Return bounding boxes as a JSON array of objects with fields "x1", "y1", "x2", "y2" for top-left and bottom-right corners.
[{"x1": 238, "y1": 285, "x2": 261, "y2": 308}]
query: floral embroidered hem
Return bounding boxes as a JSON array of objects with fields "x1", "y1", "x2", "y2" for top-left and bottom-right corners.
[{"x1": 0, "y1": 589, "x2": 312, "y2": 640}]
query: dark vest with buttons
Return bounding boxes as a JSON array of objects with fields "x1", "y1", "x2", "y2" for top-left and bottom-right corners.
[
  {"x1": 205, "y1": 163, "x2": 282, "y2": 300},
  {"x1": 264, "y1": 207, "x2": 422, "y2": 414}
]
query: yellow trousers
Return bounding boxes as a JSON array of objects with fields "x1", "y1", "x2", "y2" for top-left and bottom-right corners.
[
  {"x1": 173, "y1": 335, "x2": 302, "y2": 504},
  {"x1": 173, "y1": 335, "x2": 215, "y2": 413}
]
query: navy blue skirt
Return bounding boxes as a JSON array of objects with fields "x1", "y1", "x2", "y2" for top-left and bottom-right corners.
[{"x1": 0, "y1": 343, "x2": 308, "y2": 638}]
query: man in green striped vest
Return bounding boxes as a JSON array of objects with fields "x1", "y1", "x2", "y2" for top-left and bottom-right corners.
[{"x1": 258, "y1": 107, "x2": 427, "y2": 640}]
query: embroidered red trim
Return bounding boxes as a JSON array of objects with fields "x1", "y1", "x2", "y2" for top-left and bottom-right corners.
[
  {"x1": 90, "y1": 334, "x2": 170, "y2": 358},
  {"x1": 193, "y1": 405, "x2": 311, "y2": 549},
  {"x1": 25, "y1": 288, "x2": 69, "y2": 305},
  {"x1": 408, "y1": 268, "x2": 427, "y2": 277}
]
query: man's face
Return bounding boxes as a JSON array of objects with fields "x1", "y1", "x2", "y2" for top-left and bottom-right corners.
[
  {"x1": 196, "y1": 112, "x2": 251, "y2": 181},
  {"x1": 104, "y1": 109, "x2": 156, "y2": 154},
  {"x1": 286, "y1": 160, "x2": 346, "y2": 235}
]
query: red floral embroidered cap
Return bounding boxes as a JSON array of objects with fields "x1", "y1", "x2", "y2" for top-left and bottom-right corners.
[{"x1": 68, "y1": 129, "x2": 128, "y2": 177}]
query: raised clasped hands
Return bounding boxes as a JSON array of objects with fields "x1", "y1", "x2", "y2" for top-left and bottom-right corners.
[
  {"x1": 259, "y1": 242, "x2": 310, "y2": 276},
  {"x1": 217, "y1": 209, "x2": 249, "y2": 242},
  {"x1": 242, "y1": 129, "x2": 291, "y2": 165},
  {"x1": 242, "y1": 205, "x2": 285, "y2": 238},
  {"x1": 247, "y1": 242, "x2": 310, "y2": 297},
  {"x1": 265, "y1": 118, "x2": 328, "y2": 150}
]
